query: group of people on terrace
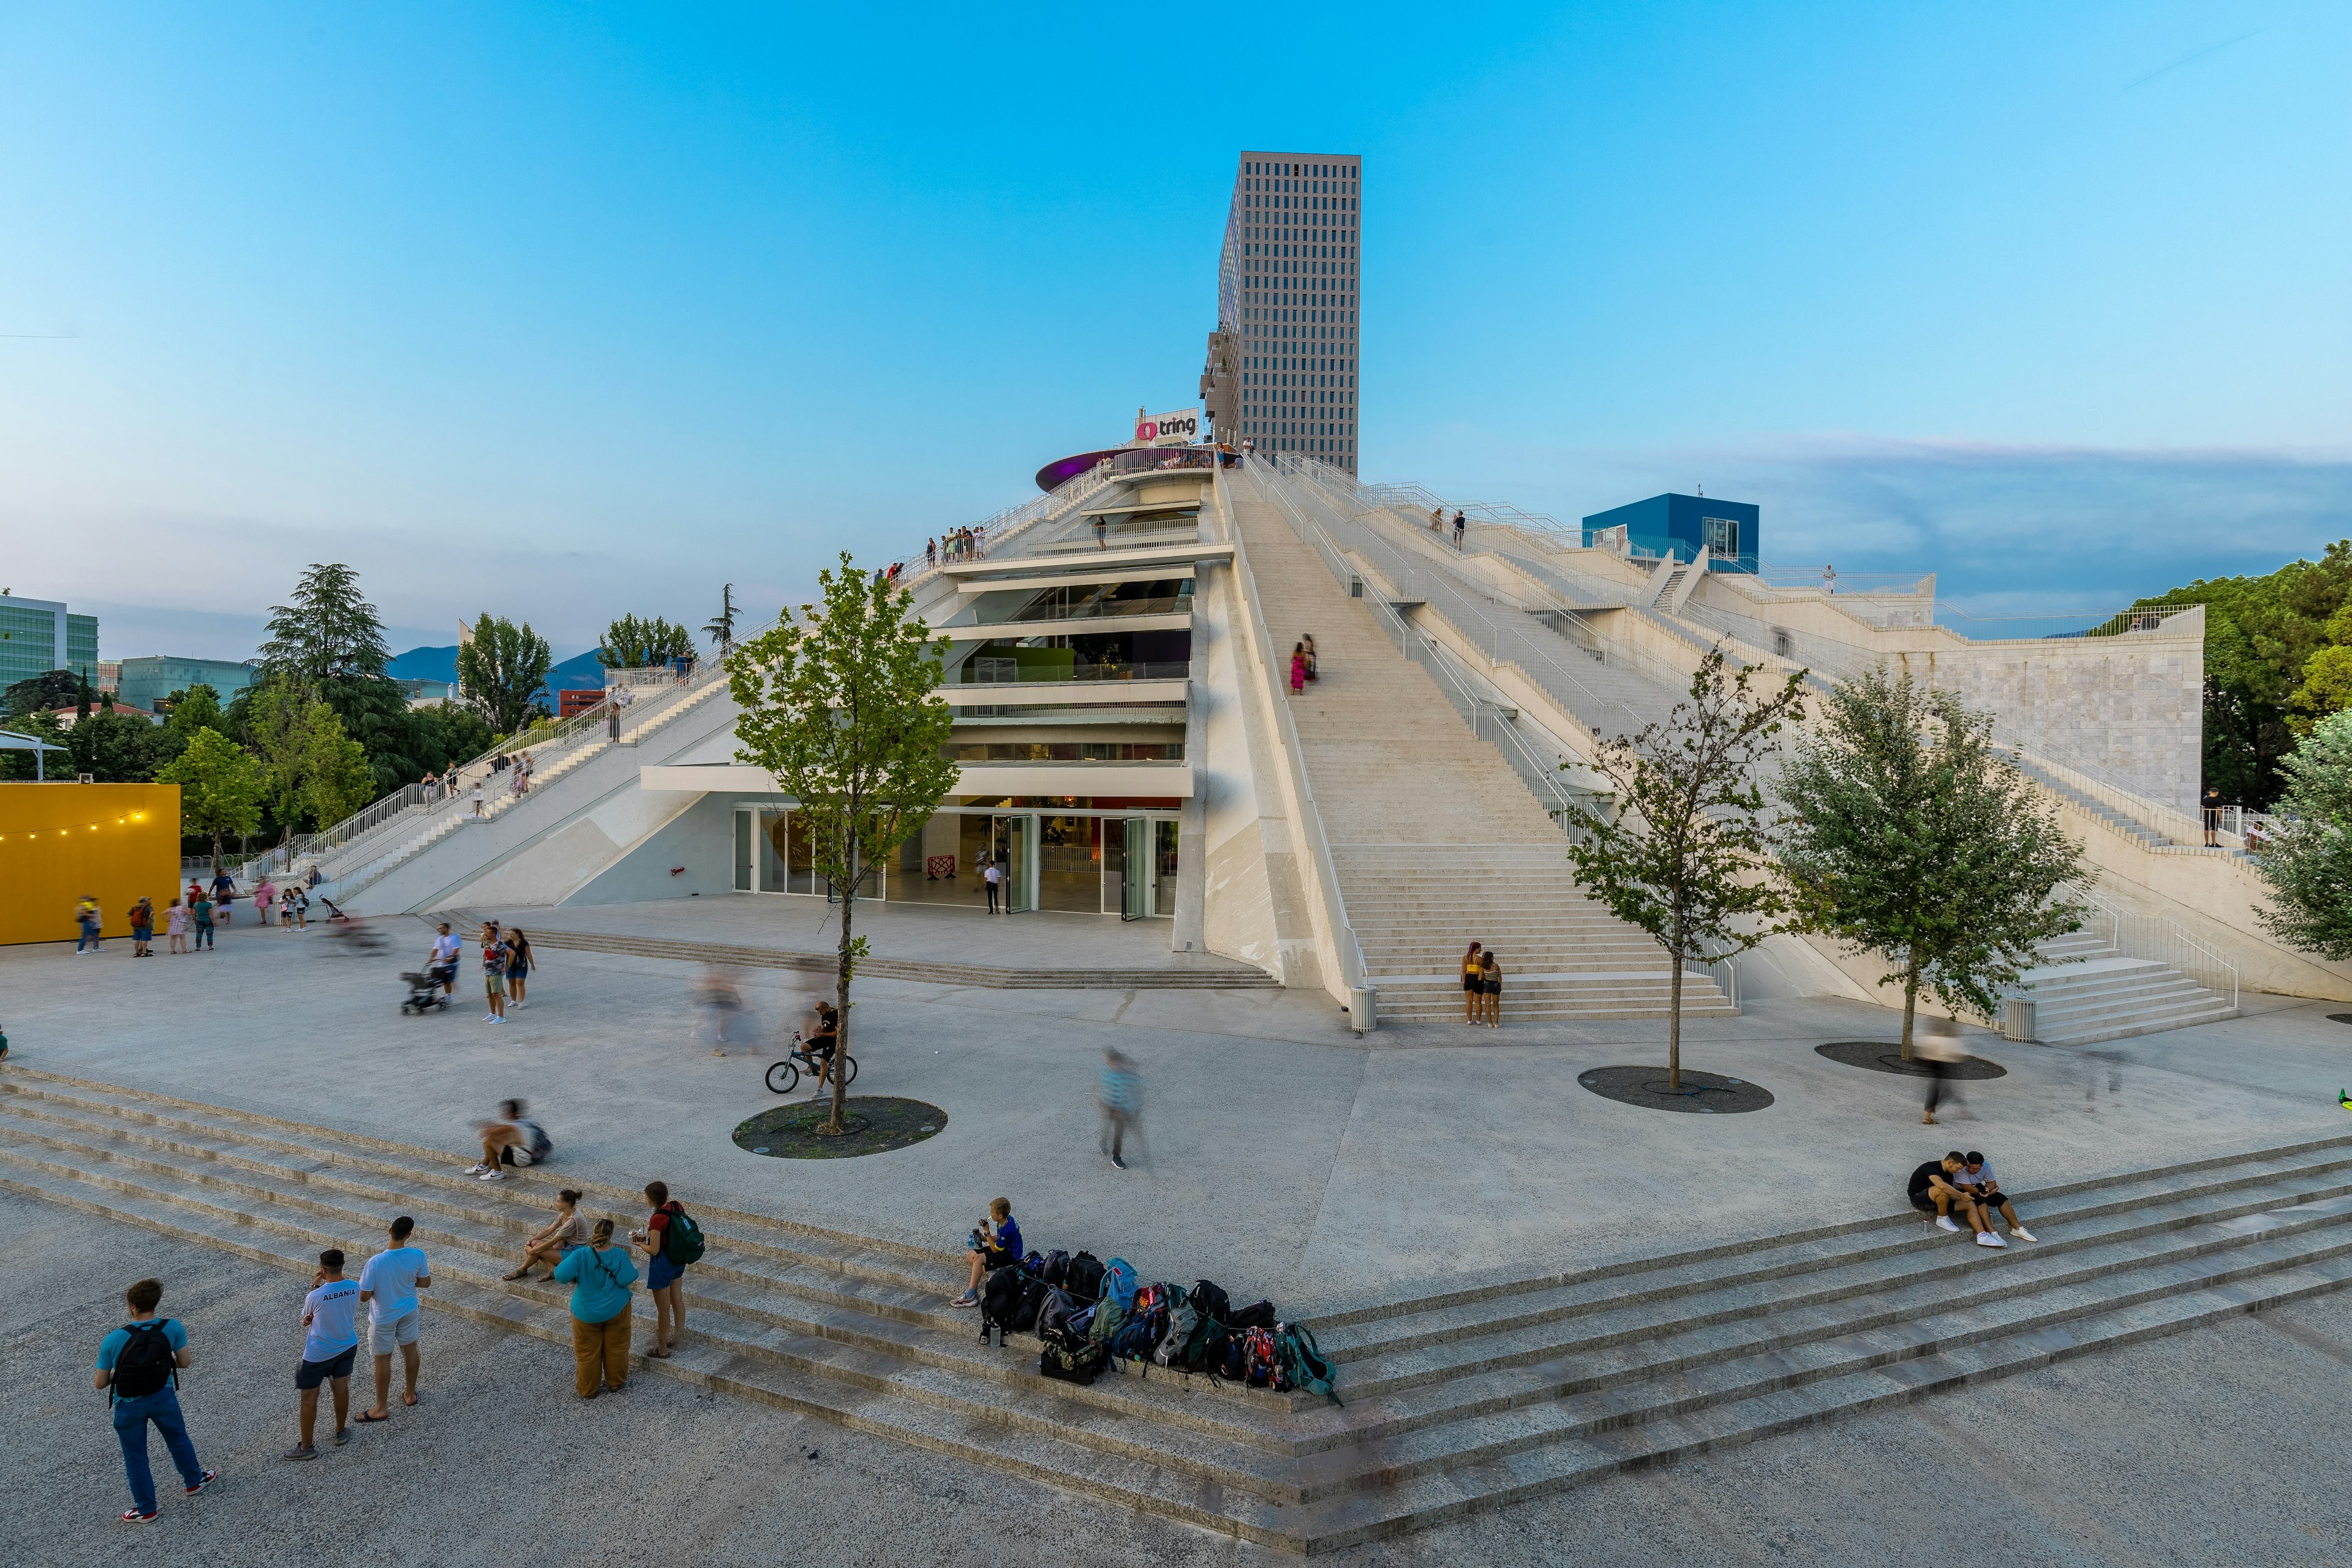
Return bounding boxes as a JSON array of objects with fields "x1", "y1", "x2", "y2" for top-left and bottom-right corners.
[{"x1": 923, "y1": 524, "x2": 987, "y2": 570}]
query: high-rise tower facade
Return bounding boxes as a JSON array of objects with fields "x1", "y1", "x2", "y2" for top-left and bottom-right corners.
[{"x1": 1208, "y1": 151, "x2": 1361, "y2": 472}]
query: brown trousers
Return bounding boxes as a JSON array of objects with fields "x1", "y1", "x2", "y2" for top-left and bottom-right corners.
[{"x1": 571, "y1": 1308, "x2": 631, "y2": 1396}]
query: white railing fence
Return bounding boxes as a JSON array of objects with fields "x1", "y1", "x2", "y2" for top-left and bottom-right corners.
[{"x1": 2079, "y1": 893, "x2": 2240, "y2": 1011}]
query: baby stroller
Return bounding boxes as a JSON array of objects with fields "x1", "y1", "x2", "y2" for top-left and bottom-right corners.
[{"x1": 401, "y1": 968, "x2": 453, "y2": 1014}]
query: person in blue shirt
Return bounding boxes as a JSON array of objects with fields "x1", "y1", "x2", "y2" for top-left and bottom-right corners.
[
  {"x1": 553, "y1": 1218, "x2": 639, "y2": 1398},
  {"x1": 288, "y1": 1249, "x2": 361, "y2": 1459},
  {"x1": 96, "y1": 1277, "x2": 213, "y2": 1523},
  {"x1": 953, "y1": 1197, "x2": 1022, "y2": 1308}
]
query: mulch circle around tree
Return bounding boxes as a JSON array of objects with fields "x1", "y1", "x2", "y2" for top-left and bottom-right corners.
[
  {"x1": 1815, "y1": 1041, "x2": 2008, "y2": 1080},
  {"x1": 733, "y1": 1098, "x2": 948, "y2": 1159},
  {"x1": 1578, "y1": 1065, "x2": 1774, "y2": 1114}
]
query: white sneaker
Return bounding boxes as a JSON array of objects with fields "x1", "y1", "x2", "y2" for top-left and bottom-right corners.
[
  {"x1": 462, "y1": 1164, "x2": 491, "y2": 1175},
  {"x1": 483, "y1": 1014, "x2": 499, "y2": 1022},
  {"x1": 478, "y1": 1169, "x2": 505, "y2": 1181},
  {"x1": 1975, "y1": 1231, "x2": 2006, "y2": 1248},
  {"x1": 1934, "y1": 1215, "x2": 1961, "y2": 1232},
  {"x1": 2010, "y1": 1226, "x2": 2037, "y2": 1243}
]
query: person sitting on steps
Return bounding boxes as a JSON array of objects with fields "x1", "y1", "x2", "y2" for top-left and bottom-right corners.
[
  {"x1": 1908, "y1": 1151, "x2": 2004, "y2": 1248},
  {"x1": 952, "y1": 1197, "x2": 1022, "y2": 1308},
  {"x1": 1954, "y1": 1151, "x2": 2037, "y2": 1243}
]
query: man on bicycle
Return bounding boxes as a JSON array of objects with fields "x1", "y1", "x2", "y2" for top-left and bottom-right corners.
[{"x1": 800, "y1": 1001, "x2": 840, "y2": 1096}]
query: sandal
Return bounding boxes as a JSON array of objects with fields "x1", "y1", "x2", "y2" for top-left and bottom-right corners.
[
  {"x1": 645, "y1": 1347, "x2": 672, "y2": 1359},
  {"x1": 353, "y1": 1410, "x2": 390, "y2": 1424},
  {"x1": 502, "y1": 1268, "x2": 531, "y2": 1281}
]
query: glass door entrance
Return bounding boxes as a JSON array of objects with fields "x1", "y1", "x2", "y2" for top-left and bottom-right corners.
[{"x1": 993, "y1": 813, "x2": 1035, "y2": 912}]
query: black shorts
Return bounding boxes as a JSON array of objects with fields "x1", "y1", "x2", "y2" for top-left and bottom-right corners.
[
  {"x1": 973, "y1": 1245, "x2": 1014, "y2": 1270},
  {"x1": 1962, "y1": 1188, "x2": 2014, "y2": 1209},
  {"x1": 296, "y1": 1344, "x2": 358, "y2": 1389},
  {"x1": 1909, "y1": 1191, "x2": 1939, "y2": 1214}
]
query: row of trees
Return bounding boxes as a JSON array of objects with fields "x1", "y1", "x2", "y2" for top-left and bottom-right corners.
[{"x1": 1567, "y1": 653, "x2": 2087, "y2": 1088}]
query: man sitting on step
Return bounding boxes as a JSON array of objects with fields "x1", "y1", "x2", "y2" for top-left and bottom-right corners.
[
  {"x1": 1907, "y1": 1152, "x2": 2005, "y2": 1248},
  {"x1": 1954, "y1": 1152, "x2": 2037, "y2": 1243}
]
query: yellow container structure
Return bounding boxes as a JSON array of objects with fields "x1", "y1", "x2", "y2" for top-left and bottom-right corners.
[{"x1": 0, "y1": 782, "x2": 183, "y2": 946}]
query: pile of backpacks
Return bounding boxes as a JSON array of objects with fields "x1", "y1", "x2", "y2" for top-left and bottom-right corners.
[{"x1": 980, "y1": 1247, "x2": 1338, "y2": 1403}]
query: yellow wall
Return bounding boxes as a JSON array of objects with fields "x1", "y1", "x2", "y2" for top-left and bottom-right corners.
[{"x1": 0, "y1": 783, "x2": 183, "y2": 946}]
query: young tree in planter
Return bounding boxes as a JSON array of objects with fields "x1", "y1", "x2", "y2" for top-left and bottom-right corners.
[
  {"x1": 1779, "y1": 669, "x2": 2088, "y2": 1057},
  {"x1": 157, "y1": 727, "x2": 264, "y2": 873},
  {"x1": 1566, "y1": 647, "x2": 1807, "y2": 1091},
  {"x1": 728, "y1": 554, "x2": 957, "y2": 1134},
  {"x1": 457, "y1": 613, "x2": 556, "y2": 736},
  {"x1": 2253, "y1": 708, "x2": 2352, "y2": 958}
]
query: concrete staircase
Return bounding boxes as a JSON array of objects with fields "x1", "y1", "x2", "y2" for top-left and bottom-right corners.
[
  {"x1": 2010, "y1": 930, "x2": 2239, "y2": 1046},
  {"x1": 327, "y1": 677, "x2": 731, "y2": 902},
  {"x1": 1235, "y1": 475, "x2": 1714, "y2": 1023},
  {"x1": 10, "y1": 1061, "x2": 2352, "y2": 1553}
]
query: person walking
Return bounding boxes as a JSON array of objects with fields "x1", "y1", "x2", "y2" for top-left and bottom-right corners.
[
  {"x1": 1098, "y1": 1047, "x2": 1142, "y2": 1170},
  {"x1": 1301, "y1": 634, "x2": 1318, "y2": 682},
  {"x1": 1289, "y1": 643, "x2": 1308, "y2": 695},
  {"x1": 96, "y1": 1276, "x2": 214, "y2": 1523},
  {"x1": 504, "y1": 1188, "x2": 589, "y2": 1280},
  {"x1": 1095, "y1": 516, "x2": 1110, "y2": 550},
  {"x1": 129, "y1": 897, "x2": 155, "y2": 957},
  {"x1": 287, "y1": 1249, "x2": 360, "y2": 1460},
  {"x1": 1452, "y1": 510, "x2": 1466, "y2": 550},
  {"x1": 75, "y1": 895, "x2": 103, "y2": 953},
  {"x1": 165, "y1": 899, "x2": 188, "y2": 956},
  {"x1": 1461, "y1": 941, "x2": 1484, "y2": 1023},
  {"x1": 631, "y1": 1182, "x2": 695, "y2": 1358},
  {"x1": 209, "y1": 869, "x2": 236, "y2": 927},
  {"x1": 479, "y1": 921, "x2": 508, "y2": 1023},
  {"x1": 555, "y1": 1218, "x2": 638, "y2": 1398},
  {"x1": 983, "y1": 857, "x2": 1003, "y2": 914},
  {"x1": 925, "y1": 537, "x2": 937, "y2": 569},
  {"x1": 429, "y1": 921, "x2": 462, "y2": 995},
  {"x1": 504, "y1": 927, "x2": 534, "y2": 1008},
  {"x1": 1480, "y1": 950, "x2": 1503, "y2": 1027},
  {"x1": 253, "y1": 877, "x2": 276, "y2": 930},
  {"x1": 356, "y1": 1216, "x2": 431, "y2": 1423},
  {"x1": 1918, "y1": 1017, "x2": 1968, "y2": 1125},
  {"x1": 470, "y1": 782, "x2": 486, "y2": 820},
  {"x1": 190, "y1": 892, "x2": 215, "y2": 952}
]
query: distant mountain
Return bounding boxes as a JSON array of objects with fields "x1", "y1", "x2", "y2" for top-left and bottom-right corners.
[{"x1": 387, "y1": 646, "x2": 609, "y2": 706}]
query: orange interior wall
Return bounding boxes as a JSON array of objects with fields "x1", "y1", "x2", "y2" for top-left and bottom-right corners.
[{"x1": 0, "y1": 782, "x2": 183, "y2": 945}]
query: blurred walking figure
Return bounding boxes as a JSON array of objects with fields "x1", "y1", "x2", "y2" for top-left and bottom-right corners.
[
  {"x1": 75, "y1": 895, "x2": 103, "y2": 952},
  {"x1": 1301, "y1": 634, "x2": 1319, "y2": 682},
  {"x1": 1918, "y1": 1016, "x2": 1968, "y2": 1125},
  {"x1": 466, "y1": 1098, "x2": 549, "y2": 1181},
  {"x1": 1098, "y1": 1047, "x2": 1142, "y2": 1171},
  {"x1": 695, "y1": 965, "x2": 744, "y2": 1052},
  {"x1": 2081, "y1": 1047, "x2": 2127, "y2": 1114},
  {"x1": 253, "y1": 877, "x2": 276, "y2": 929}
]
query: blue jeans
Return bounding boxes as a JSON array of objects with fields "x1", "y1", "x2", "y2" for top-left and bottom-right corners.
[
  {"x1": 112, "y1": 1389, "x2": 204, "y2": 1514},
  {"x1": 77, "y1": 922, "x2": 100, "y2": 951}
]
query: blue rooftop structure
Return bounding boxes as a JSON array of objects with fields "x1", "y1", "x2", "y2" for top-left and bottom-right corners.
[{"x1": 1580, "y1": 493, "x2": 1758, "y2": 573}]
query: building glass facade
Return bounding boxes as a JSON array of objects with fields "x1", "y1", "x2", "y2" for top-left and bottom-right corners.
[
  {"x1": 1217, "y1": 151, "x2": 1361, "y2": 472},
  {"x1": 0, "y1": 595, "x2": 99, "y2": 692}
]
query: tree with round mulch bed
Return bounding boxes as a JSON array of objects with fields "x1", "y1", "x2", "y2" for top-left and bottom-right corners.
[
  {"x1": 1778, "y1": 669, "x2": 2086, "y2": 1058},
  {"x1": 726, "y1": 554, "x2": 958, "y2": 1136}
]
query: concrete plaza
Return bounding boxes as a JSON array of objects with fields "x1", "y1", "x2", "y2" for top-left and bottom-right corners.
[{"x1": 6, "y1": 900, "x2": 2348, "y2": 1316}]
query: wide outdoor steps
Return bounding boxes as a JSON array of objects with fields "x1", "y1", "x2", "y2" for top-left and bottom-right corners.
[
  {"x1": 2013, "y1": 932, "x2": 2237, "y2": 1046},
  {"x1": 435, "y1": 918, "x2": 1278, "y2": 991},
  {"x1": 10, "y1": 1062, "x2": 2349, "y2": 1552}
]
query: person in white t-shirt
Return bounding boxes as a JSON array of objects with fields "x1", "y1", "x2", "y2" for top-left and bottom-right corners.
[
  {"x1": 356, "y1": 1218, "x2": 432, "y2": 1422},
  {"x1": 983, "y1": 859, "x2": 1004, "y2": 914},
  {"x1": 288, "y1": 1248, "x2": 361, "y2": 1458},
  {"x1": 428, "y1": 922, "x2": 462, "y2": 996}
]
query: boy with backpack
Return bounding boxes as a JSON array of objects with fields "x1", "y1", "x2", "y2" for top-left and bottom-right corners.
[
  {"x1": 96, "y1": 1276, "x2": 214, "y2": 1523},
  {"x1": 631, "y1": 1181, "x2": 703, "y2": 1357}
]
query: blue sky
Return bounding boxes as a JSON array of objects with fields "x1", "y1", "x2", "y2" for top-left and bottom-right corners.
[{"x1": 2, "y1": 2, "x2": 2345, "y2": 659}]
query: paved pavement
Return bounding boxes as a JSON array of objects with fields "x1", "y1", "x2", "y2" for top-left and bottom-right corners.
[
  {"x1": 15, "y1": 1196, "x2": 2352, "y2": 1567},
  {"x1": 4, "y1": 916, "x2": 2346, "y2": 1317}
]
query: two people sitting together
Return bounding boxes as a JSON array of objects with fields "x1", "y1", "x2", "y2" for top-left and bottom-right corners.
[{"x1": 1908, "y1": 1150, "x2": 2036, "y2": 1250}]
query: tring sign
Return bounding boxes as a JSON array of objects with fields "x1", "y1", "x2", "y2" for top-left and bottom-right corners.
[{"x1": 1134, "y1": 407, "x2": 1199, "y2": 447}]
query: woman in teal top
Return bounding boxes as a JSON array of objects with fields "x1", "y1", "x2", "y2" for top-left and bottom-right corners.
[{"x1": 551, "y1": 1218, "x2": 638, "y2": 1398}]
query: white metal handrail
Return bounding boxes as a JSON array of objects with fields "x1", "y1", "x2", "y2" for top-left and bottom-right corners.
[
  {"x1": 2079, "y1": 892, "x2": 2239, "y2": 1012},
  {"x1": 895, "y1": 469, "x2": 1117, "y2": 590}
]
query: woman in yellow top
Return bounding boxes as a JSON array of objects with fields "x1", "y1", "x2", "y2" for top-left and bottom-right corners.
[{"x1": 1461, "y1": 942, "x2": 1483, "y2": 1023}]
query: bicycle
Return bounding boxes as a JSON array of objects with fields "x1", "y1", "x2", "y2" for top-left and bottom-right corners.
[{"x1": 766, "y1": 1033, "x2": 859, "y2": 1096}]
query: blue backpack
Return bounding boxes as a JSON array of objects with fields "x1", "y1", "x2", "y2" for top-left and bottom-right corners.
[{"x1": 1098, "y1": 1257, "x2": 1139, "y2": 1312}]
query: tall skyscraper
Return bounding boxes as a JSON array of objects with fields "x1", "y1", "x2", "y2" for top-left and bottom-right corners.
[{"x1": 1206, "y1": 151, "x2": 1362, "y2": 472}]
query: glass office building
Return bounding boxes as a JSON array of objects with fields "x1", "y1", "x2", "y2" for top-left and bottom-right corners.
[
  {"x1": 0, "y1": 595, "x2": 98, "y2": 693},
  {"x1": 1217, "y1": 151, "x2": 1362, "y2": 471}
]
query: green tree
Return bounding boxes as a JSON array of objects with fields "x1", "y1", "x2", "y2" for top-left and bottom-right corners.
[
  {"x1": 598, "y1": 614, "x2": 695, "y2": 670},
  {"x1": 2252, "y1": 709, "x2": 2352, "y2": 959},
  {"x1": 457, "y1": 614, "x2": 556, "y2": 734},
  {"x1": 300, "y1": 705, "x2": 377, "y2": 829},
  {"x1": 260, "y1": 563, "x2": 391, "y2": 684},
  {"x1": 1779, "y1": 669, "x2": 2088, "y2": 1056},
  {"x1": 704, "y1": 584, "x2": 740, "y2": 657},
  {"x1": 157, "y1": 727, "x2": 265, "y2": 873},
  {"x1": 413, "y1": 701, "x2": 496, "y2": 771},
  {"x1": 6, "y1": 668, "x2": 85, "y2": 718},
  {"x1": 1564, "y1": 648, "x2": 1806, "y2": 1091},
  {"x1": 728, "y1": 553, "x2": 957, "y2": 1134},
  {"x1": 2141, "y1": 542, "x2": 2352, "y2": 805},
  {"x1": 0, "y1": 708, "x2": 68, "y2": 781},
  {"x1": 64, "y1": 707, "x2": 181, "y2": 783},
  {"x1": 167, "y1": 684, "x2": 225, "y2": 743}
]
